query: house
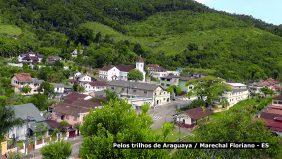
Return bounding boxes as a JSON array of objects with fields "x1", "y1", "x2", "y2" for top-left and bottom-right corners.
[
  {"x1": 7, "y1": 103, "x2": 46, "y2": 140},
  {"x1": 178, "y1": 74, "x2": 206, "y2": 93},
  {"x1": 69, "y1": 73, "x2": 92, "y2": 84},
  {"x1": 176, "y1": 107, "x2": 212, "y2": 128},
  {"x1": 11, "y1": 73, "x2": 43, "y2": 95},
  {"x1": 147, "y1": 64, "x2": 168, "y2": 80},
  {"x1": 99, "y1": 56, "x2": 146, "y2": 82},
  {"x1": 249, "y1": 78, "x2": 281, "y2": 95},
  {"x1": 160, "y1": 73, "x2": 180, "y2": 88},
  {"x1": 258, "y1": 95, "x2": 282, "y2": 136},
  {"x1": 18, "y1": 51, "x2": 43, "y2": 64},
  {"x1": 71, "y1": 49, "x2": 83, "y2": 58},
  {"x1": 47, "y1": 56, "x2": 62, "y2": 64},
  {"x1": 52, "y1": 83, "x2": 67, "y2": 94},
  {"x1": 108, "y1": 80, "x2": 170, "y2": 107},
  {"x1": 50, "y1": 92, "x2": 103, "y2": 126},
  {"x1": 79, "y1": 81, "x2": 107, "y2": 93},
  {"x1": 222, "y1": 83, "x2": 249, "y2": 106}
]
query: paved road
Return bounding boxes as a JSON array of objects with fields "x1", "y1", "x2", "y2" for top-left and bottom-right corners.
[
  {"x1": 25, "y1": 136, "x2": 82, "y2": 159},
  {"x1": 150, "y1": 99, "x2": 191, "y2": 130}
]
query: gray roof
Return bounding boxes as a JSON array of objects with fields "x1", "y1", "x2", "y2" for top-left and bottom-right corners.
[
  {"x1": 108, "y1": 80, "x2": 160, "y2": 91},
  {"x1": 32, "y1": 78, "x2": 44, "y2": 84},
  {"x1": 232, "y1": 89, "x2": 248, "y2": 93},
  {"x1": 52, "y1": 83, "x2": 64, "y2": 88},
  {"x1": 7, "y1": 103, "x2": 44, "y2": 122}
]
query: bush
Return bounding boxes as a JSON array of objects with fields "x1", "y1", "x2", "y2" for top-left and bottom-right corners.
[
  {"x1": 180, "y1": 99, "x2": 205, "y2": 111},
  {"x1": 40, "y1": 141, "x2": 72, "y2": 159}
]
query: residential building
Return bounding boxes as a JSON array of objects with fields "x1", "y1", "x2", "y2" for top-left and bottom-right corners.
[
  {"x1": 108, "y1": 80, "x2": 170, "y2": 107},
  {"x1": 178, "y1": 74, "x2": 206, "y2": 93},
  {"x1": 249, "y1": 78, "x2": 281, "y2": 95},
  {"x1": 50, "y1": 92, "x2": 103, "y2": 126},
  {"x1": 160, "y1": 73, "x2": 179, "y2": 88},
  {"x1": 18, "y1": 51, "x2": 43, "y2": 64},
  {"x1": 7, "y1": 103, "x2": 46, "y2": 140},
  {"x1": 11, "y1": 73, "x2": 43, "y2": 95},
  {"x1": 52, "y1": 83, "x2": 66, "y2": 94},
  {"x1": 176, "y1": 107, "x2": 212, "y2": 128},
  {"x1": 79, "y1": 81, "x2": 107, "y2": 93},
  {"x1": 147, "y1": 64, "x2": 168, "y2": 80},
  {"x1": 99, "y1": 56, "x2": 146, "y2": 82},
  {"x1": 222, "y1": 83, "x2": 249, "y2": 106},
  {"x1": 259, "y1": 95, "x2": 282, "y2": 136}
]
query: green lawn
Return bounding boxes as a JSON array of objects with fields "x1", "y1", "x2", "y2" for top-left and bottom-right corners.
[{"x1": 0, "y1": 24, "x2": 22, "y2": 36}]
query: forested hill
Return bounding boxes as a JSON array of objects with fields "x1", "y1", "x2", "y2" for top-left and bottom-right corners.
[{"x1": 0, "y1": 0, "x2": 281, "y2": 81}]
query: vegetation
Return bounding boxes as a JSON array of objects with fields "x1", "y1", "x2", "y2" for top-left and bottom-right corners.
[
  {"x1": 128, "y1": 69, "x2": 143, "y2": 81},
  {"x1": 40, "y1": 141, "x2": 72, "y2": 159},
  {"x1": 174, "y1": 98, "x2": 281, "y2": 159},
  {"x1": 80, "y1": 99, "x2": 168, "y2": 159},
  {"x1": 0, "y1": 1, "x2": 279, "y2": 82},
  {"x1": 186, "y1": 76, "x2": 232, "y2": 107}
]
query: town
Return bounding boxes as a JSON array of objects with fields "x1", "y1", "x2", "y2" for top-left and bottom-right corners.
[
  {"x1": 0, "y1": 0, "x2": 281, "y2": 159},
  {"x1": 0, "y1": 50, "x2": 281, "y2": 158}
]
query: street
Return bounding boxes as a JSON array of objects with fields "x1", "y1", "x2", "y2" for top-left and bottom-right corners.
[{"x1": 150, "y1": 99, "x2": 191, "y2": 130}]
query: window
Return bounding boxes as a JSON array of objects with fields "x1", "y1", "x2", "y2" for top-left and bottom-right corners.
[
  {"x1": 144, "y1": 91, "x2": 147, "y2": 94},
  {"x1": 111, "y1": 87, "x2": 114, "y2": 90},
  {"x1": 133, "y1": 89, "x2": 137, "y2": 93}
]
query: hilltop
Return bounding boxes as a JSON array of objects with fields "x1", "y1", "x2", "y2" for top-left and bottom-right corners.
[{"x1": 0, "y1": 0, "x2": 281, "y2": 81}]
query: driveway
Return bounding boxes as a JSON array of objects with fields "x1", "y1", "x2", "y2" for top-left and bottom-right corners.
[{"x1": 150, "y1": 99, "x2": 191, "y2": 130}]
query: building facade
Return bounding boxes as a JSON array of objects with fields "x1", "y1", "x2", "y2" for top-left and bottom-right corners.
[
  {"x1": 11, "y1": 73, "x2": 43, "y2": 95},
  {"x1": 223, "y1": 83, "x2": 249, "y2": 106}
]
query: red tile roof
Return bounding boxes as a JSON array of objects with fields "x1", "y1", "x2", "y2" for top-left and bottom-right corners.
[
  {"x1": 89, "y1": 81, "x2": 107, "y2": 87},
  {"x1": 14, "y1": 73, "x2": 32, "y2": 82},
  {"x1": 137, "y1": 55, "x2": 144, "y2": 62},
  {"x1": 99, "y1": 65, "x2": 115, "y2": 71},
  {"x1": 186, "y1": 107, "x2": 212, "y2": 120},
  {"x1": 52, "y1": 92, "x2": 104, "y2": 116},
  {"x1": 260, "y1": 102, "x2": 282, "y2": 132},
  {"x1": 116, "y1": 64, "x2": 135, "y2": 72}
]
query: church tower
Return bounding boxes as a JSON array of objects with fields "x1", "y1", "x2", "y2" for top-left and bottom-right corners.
[{"x1": 136, "y1": 55, "x2": 146, "y2": 81}]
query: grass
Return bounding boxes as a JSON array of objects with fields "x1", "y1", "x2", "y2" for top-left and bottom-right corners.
[
  {"x1": 0, "y1": 24, "x2": 22, "y2": 36},
  {"x1": 153, "y1": 127, "x2": 191, "y2": 142}
]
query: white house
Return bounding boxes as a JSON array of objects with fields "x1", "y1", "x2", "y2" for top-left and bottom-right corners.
[
  {"x1": 99, "y1": 56, "x2": 146, "y2": 82},
  {"x1": 11, "y1": 73, "x2": 43, "y2": 95},
  {"x1": 80, "y1": 81, "x2": 107, "y2": 93},
  {"x1": 7, "y1": 103, "x2": 46, "y2": 141},
  {"x1": 108, "y1": 80, "x2": 170, "y2": 107},
  {"x1": 176, "y1": 107, "x2": 212, "y2": 128},
  {"x1": 77, "y1": 74, "x2": 92, "y2": 82},
  {"x1": 222, "y1": 83, "x2": 249, "y2": 106},
  {"x1": 53, "y1": 83, "x2": 65, "y2": 94}
]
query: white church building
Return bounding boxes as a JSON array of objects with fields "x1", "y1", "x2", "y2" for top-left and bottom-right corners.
[{"x1": 99, "y1": 56, "x2": 146, "y2": 82}]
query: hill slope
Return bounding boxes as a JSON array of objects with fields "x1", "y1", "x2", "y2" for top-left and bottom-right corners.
[{"x1": 0, "y1": 0, "x2": 281, "y2": 81}]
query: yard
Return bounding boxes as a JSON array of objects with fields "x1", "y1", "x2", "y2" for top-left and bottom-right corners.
[{"x1": 153, "y1": 126, "x2": 192, "y2": 142}]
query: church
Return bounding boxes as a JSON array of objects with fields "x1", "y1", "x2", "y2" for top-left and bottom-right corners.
[{"x1": 98, "y1": 56, "x2": 146, "y2": 82}]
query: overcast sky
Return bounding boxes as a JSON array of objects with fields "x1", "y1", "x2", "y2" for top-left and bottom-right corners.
[{"x1": 195, "y1": 0, "x2": 281, "y2": 25}]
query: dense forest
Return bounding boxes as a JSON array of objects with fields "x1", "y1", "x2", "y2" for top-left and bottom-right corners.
[{"x1": 0, "y1": 0, "x2": 281, "y2": 81}]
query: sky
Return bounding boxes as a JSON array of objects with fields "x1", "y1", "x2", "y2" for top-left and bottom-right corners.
[{"x1": 194, "y1": 0, "x2": 282, "y2": 25}]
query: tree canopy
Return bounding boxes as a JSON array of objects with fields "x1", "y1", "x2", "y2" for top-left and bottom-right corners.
[
  {"x1": 40, "y1": 141, "x2": 72, "y2": 159},
  {"x1": 128, "y1": 69, "x2": 144, "y2": 81},
  {"x1": 80, "y1": 99, "x2": 168, "y2": 159}
]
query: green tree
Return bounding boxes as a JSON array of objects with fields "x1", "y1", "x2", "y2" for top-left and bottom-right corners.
[
  {"x1": 40, "y1": 141, "x2": 72, "y2": 159},
  {"x1": 35, "y1": 123, "x2": 48, "y2": 140},
  {"x1": 73, "y1": 83, "x2": 85, "y2": 93},
  {"x1": 128, "y1": 69, "x2": 143, "y2": 81},
  {"x1": 173, "y1": 103, "x2": 281, "y2": 159},
  {"x1": 161, "y1": 122, "x2": 174, "y2": 141},
  {"x1": 22, "y1": 85, "x2": 31, "y2": 94},
  {"x1": 260, "y1": 87, "x2": 274, "y2": 97},
  {"x1": 186, "y1": 76, "x2": 232, "y2": 107},
  {"x1": 28, "y1": 94, "x2": 50, "y2": 110},
  {"x1": 40, "y1": 82, "x2": 55, "y2": 98},
  {"x1": 80, "y1": 99, "x2": 168, "y2": 159}
]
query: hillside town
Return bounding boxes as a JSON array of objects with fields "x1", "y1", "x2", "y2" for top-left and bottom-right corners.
[
  {"x1": 1, "y1": 52, "x2": 281, "y2": 158},
  {"x1": 0, "y1": 0, "x2": 281, "y2": 159}
]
